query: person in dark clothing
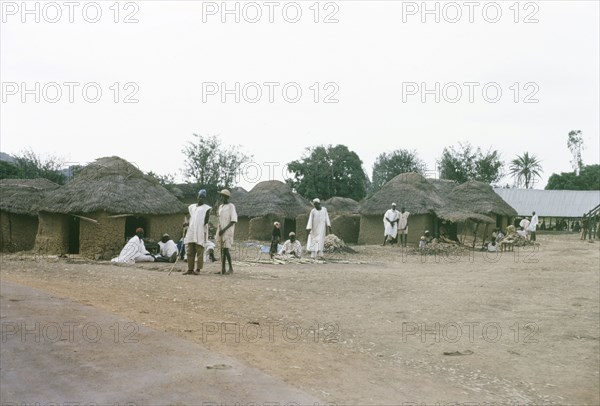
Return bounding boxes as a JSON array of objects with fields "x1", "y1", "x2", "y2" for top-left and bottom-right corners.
[{"x1": 270, "y1": 222, "x2": 281, "y2": 259}]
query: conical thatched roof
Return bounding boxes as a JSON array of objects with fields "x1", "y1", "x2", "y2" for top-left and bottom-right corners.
[
  {"x1": 236, "y1": 180, "x2": 312, "y2": 218},
  {"x1": 39, "y1": 156, "x2": 187, "y2": 215},
  {"x1": 0, "y1": 178, "x2": 60, "y2": 215},
  {"x1": 323, "y1": 197, "x2": 360, "y2": 214},
  {"x1": 430, "y1": 179, "x2": 495, "y2": 223},
  {"x1": 448, "y1": 180, "x2": 517, "y2": 217},
  {"x1": 360, "y1": 173, "x2": 445, "y2": 215}
]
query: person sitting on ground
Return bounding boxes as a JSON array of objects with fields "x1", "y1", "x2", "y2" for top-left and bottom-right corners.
[
  {"x1": 423, "y1": 230, "x2": 434, "y2": 243},
  {"x1": 270, "y1": 222, "x2": 282, "y2": 259},
  {"x1": 155, "y1": 234, "x2": 178, "y2": 263},
  {"x1": 204, "y1": 238, "x2": 217, "y2": 262},
  {"x1": 516, "y1": 227, "x2": 528, "y2": 238},
  {"x1": 487, "y1": 237, "x2": 498, "y2": 252},
  {"x1": 281, "y1": 232, "x2": 302, "y2": 258},
  {"x1": 111, "y1": 228, "x2": 155, "y2": 263}
]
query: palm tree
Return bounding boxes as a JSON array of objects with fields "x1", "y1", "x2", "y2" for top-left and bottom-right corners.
[{"x1": 509, "y1": 152, "x2": 543, "y2": 188}]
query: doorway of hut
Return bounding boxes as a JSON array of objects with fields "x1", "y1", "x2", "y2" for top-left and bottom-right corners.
[
  {"x1": 125, "y1": 216, "x2": 148, "y2": 242},
  {"x1": 283, "y1": 218, "x2": 296, "y2": 239},
  {"x1": 68, "y1": 216, "x2": 80, "y2": 254}
]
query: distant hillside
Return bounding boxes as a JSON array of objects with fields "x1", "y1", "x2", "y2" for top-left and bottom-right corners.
[{"x1": 0, "y1": 152, "x2": 15, "y2": 162}]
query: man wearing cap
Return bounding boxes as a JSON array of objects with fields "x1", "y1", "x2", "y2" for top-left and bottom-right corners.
[
  {"x1": 398, "y1": 207, "x2": 410, "y2": 247},
  {"x1": 528, "y1": 211, "x2": 539, "y2": 241},
  {"x1": 156, "y1": 234, "x2": 178, "y2": 263},
  {"x1": 281, "y1": 232, "x2": 302, "y2": 258},
  {"x1": 306, "y1": 198, "x2": 331, "y2": 260},
  {"x1": 217, "y1": 189, "x2": 237, "y2": 274},
  {"x1": 112, "y1": 228, "x2": 154, "y2": 263},
  {"x1": 183, "y1": 189, "x2": 211, "y2": 275},
  {"x1": 383, "y1": 203, "x2": 400, "y2": 246}
]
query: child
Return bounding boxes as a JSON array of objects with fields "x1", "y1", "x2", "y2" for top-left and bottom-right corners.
[{"x1": 419, "y1": 236, "x2": 427, "y2": 250}]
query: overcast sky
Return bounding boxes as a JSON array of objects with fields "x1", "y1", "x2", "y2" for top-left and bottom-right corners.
[{"x1": 1, "y1": 0, "x2": 598, "y2": 191}]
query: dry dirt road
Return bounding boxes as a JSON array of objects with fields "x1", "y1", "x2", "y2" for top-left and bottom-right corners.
[{"x1": 1, "y1": 233, "x2": 599, "y2": 405}]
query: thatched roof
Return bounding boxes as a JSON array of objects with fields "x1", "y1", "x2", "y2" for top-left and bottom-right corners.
[
  {"x1": 323, "y1": 197, "x2": 360, "y2": 214},
  {"x1": 361, "y1": 173, "x2": 502, "y2": 224},
  {"x1": 0, "y1": 178, "x2": 60, "y2": 215},
  {"x1": 360, "y1": 173, "x2": 445, "y2": 215},
  {"x1": 448, "y1": 181, "x2": 517, "y2": 217},
  {"x1": 236, "y1": 180, "x2": 312, "y2": 218},
  {"x1": 39, "y1": 156, "x2": 187, "y2": 215}
]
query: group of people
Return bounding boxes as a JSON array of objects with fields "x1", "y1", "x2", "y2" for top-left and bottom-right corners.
[
  {"x1": 382, "y1": 203, "x2": 410, "y2": 247},
  {"x1": 270, "y1": 198, "x2": 333, "y2": 260},
  {"x1": 183, "y1": 188, "x2": 238, "y2": 275},
  {"x1": 111, "y1": 229, "x2": 179, "y2": 264},
  {"x1": 517, "y1": 211, "x2": 539, "y2": 241}
]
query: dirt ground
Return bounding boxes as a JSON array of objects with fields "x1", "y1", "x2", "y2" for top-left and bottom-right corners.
[{"x1": 1, "y1": 233, "x2": 599, "y2": 405}]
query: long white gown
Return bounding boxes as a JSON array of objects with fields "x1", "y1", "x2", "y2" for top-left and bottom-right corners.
[{"x1": 306, "y1": 207, "x2": 331, "y2": 254}]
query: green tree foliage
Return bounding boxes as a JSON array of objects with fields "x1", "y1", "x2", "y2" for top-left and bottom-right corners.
[
  {"x1": 567, "y1": 130, "x2": 584, "y2": 174},
  {"x1": 438, "y1": 142, "x2": 504, "y2": 184},
  {"x1": 181, "y1": 134, "x2": 251, "y2": 204},
  {"x1": 147, "y1": 171, "x2": 176, "y2": 186},
  {"x1": 546, "y1": 164, "x2": 600, "y2": 190},
  {"x1": 0, "y1": 149, "x2": 66, "y2": 184},
  {"x1": 287, "y1": 145, "x2": 369, "y2": 201},
  {"x1": 509, "y1": 152, "x2": 543, "y2": 189},
  {"x1": 371, "y1": 149, "x2": 426, "y2": 192}
]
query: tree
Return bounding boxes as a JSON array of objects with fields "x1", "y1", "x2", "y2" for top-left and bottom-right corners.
[
  {"x1": 438, "y1": 142, "x2": 504, "y2": 184},
  {"x1": 509, "y1": 152, "x2": 543, "y2": 188},
  {"x1": 0, "y1": 149, "x2": 67, "y2": 184},
  {"x1": 371, "y1": 149, "x2": 426, "y2": 192},
  {"x1": 147, "y1": 171, "x2": 176, "y2": 186},
  {"x1": 181, "y1": 134, "x2": 251, "y2": 203},
  {"x1": 546, "y1": 164, "x2": 600, "y2": 190},
  {"x1": 287, "y1": 145, "x2": 369, "y2": 201},
  {"x1": 567, "y1": 130, "x2": 584, "y2": 174}
]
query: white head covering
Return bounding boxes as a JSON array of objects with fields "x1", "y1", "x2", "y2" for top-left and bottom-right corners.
[{"x1": 312, "y1": 198, "x2": 321, "y2": 204}]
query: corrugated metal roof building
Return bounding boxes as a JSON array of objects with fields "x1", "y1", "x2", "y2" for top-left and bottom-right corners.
[{"x1": 494, "y1": 189, "x2": 600, "y2": 218}]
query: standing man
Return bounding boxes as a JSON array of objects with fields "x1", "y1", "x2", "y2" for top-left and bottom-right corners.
[
  {"x1": 217, "y1": 189, "x2": 237, "y2": 275},
  {"x1": 183, "y1": 189, "x2": 211, "y2": 275},
  {"x1": 306, "y1": 198, "x2": 331, "y2": 260},
  {"x1": 398, "y1": 206, "x2": 410, "y2": 247},
  {"x1": 528, "y1": 211, "x2": 539, "y2": 241},
  {"x1": 383, "y1": 203, "x2": 400, "y2": 246},
  {"x1": 270, "y1": 222, "x2": 282, "y2": 259}
]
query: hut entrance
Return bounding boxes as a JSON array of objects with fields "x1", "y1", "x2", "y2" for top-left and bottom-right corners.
[
  {"x1": 68, "y1": 216, "x2": 80, "y2": 254},
  {"x1": 283, "y1": 218, "x2": 296, "y2": 238},
  {"x1": 125, "y1": 216, "x2": 148, "y2": 240}
]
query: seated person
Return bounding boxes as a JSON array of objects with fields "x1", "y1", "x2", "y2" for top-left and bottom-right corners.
[
  {"x1": 516, "y1": 227, "x2": 528, "y2": 238},
  {"x1": 280, "y1": 232, "x2": 302, "y2": 258},
  {"x1": 487, "y1": 237, "x2": 498, "y2": 252},
  {"x1": 155, "y1": 234, "x2": 178, "y2": 263},
  {"x1": 204, "y1": 238, "x2": 217, "y2": 262},
  {"x1": 112, "y1": 228, "x2": 154, "y2": 263}
]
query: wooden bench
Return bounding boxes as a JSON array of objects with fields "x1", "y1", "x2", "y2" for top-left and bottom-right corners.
[{"x1": 500, "y1": 241, "x2": 514, "y2": 252}]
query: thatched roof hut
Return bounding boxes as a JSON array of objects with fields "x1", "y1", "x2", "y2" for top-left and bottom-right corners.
[
  {"x1": 235, "y1": 180, "x2": 311, "y2": 240},
  {"x1": 448, "y1": 180, "x2": 517, "y2": 218},
  {"x1": 323, "y1": 197, "x2": 360, "y2": 214},
  {"x1": 1, "y1": 179, "x2": 59, "y2": 252},
  {"x1": 360, "y1": 173, "x2": 445, "y2": 216},
  {"x1": 0, "y1": 178, "x2": 59, "y2": 215},
  {"x1": 40, "y1": 156, "x2": 186, "y2": 215},
  {"x1": 35, "y1": 156, "x2": 188, "y2": 259}
]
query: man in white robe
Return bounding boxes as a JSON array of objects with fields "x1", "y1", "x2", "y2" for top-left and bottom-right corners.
[
  {"x1": 183, "y1": 189, "x2": 211, "y2": 275},
  {"x1": 280, "y1": 232, "x2": 303, "y2": 258},
  {"x1": 519, "y1": 217, "x2": 530, "y2": 239},
  {"x1": 306, "y1": 198, "x2": 331, "y2": 260},
  {"x1": 383, "y1": 203, "x2": 399, "y2": 246},
  {"x1": 156, "y1": 234, "x2": 178, "y2": 263},
  {"x1": 398, "y1": 207, "x2": 410, "y2": 247},
  {"x1": 112, "y1": 228, "x2": 154, "y2": 263},
  {"x1": 217, "y1": 189, "x2": 237, "y2": 275},
  {"x1": 528, "y1": 211, "x2": 539, "y2": 241}
]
